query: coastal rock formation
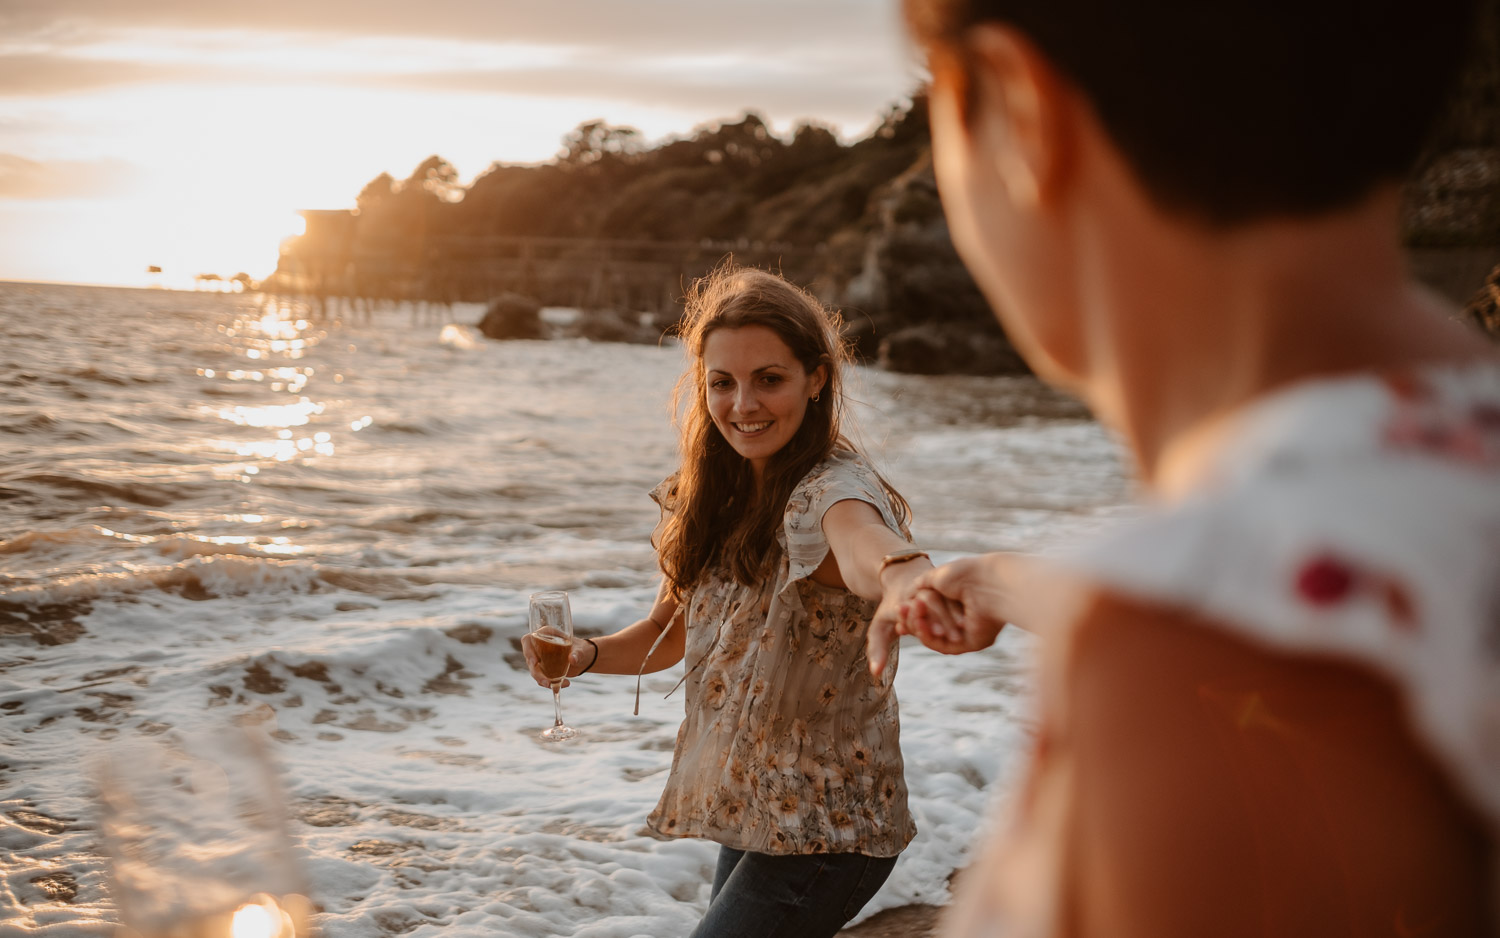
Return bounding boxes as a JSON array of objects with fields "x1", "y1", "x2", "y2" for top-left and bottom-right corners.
[{"x1": 833, "y1": 153, "x2": 1027, "y2": 376}]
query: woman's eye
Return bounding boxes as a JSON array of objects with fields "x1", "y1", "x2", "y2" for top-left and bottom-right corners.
[
  {"x1": 710, "y1": 379, "x2": 732, "y2": 390},
  {"x1": 760, "y1": 375, "x2": 783, "y2": 386}
]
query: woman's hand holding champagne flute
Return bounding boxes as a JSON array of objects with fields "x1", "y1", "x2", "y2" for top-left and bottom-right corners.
[{"x1": 522, "y1": 590, "x2": 580, "y2": 741}]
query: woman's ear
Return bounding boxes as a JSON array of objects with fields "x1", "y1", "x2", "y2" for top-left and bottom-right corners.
[
  {"x1": 809, "y1": 364, "x2": 829, "y2": 400},
  {"x1": 964, "y1": 24, "x2": 1075, "y2": 211}
]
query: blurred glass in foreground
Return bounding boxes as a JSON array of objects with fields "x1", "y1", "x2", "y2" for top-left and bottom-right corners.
[{"x1": 94, "y1": 725, "x2": 314, "y2": 938}]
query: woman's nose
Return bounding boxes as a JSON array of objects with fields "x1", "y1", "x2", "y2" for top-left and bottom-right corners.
[{"x1": 733, "y1": 386, "x2": 759, "y2": 414}]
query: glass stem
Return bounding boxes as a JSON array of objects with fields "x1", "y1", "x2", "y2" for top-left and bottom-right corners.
[{"x1": 551, "y1": 682, "x2": 564, "y2": 728}]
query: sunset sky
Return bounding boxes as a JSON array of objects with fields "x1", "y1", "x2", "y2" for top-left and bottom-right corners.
[{"x1": 0, "y1": 1, "x2": 917, "y2": 289}]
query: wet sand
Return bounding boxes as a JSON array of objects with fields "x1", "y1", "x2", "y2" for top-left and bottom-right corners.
[
  {"x1": 843, "y1": 902, "x2": 944, "y2": 936},
  {"x1": 842, "y1": 864, "x2": 969, "y2": 935}
]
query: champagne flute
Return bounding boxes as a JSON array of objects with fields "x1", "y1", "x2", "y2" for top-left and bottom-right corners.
[{"x1": 529, "y1": 590, "x2": 578, "y2": 741}]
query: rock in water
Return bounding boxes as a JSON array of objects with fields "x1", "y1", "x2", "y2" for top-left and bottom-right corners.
[
  {"x1": 878, "y1": 324, "x2": 1029, "y2": 376},
  {"x1": 477, "y1": 293, "x2": 545, "y2": 340}
]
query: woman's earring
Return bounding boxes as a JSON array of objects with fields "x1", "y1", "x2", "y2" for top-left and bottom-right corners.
[{"x1": 811, "y1": 392, "x2": 820, "y2": 403}]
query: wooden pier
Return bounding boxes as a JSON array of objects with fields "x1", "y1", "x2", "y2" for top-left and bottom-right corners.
[{"x1": 268, "y1": 211, "x2": 807, "y2": 317}]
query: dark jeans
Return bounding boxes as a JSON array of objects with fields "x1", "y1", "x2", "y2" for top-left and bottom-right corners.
[{"x1": 687, "y1": 845, "x2": 899, "y2": 938}]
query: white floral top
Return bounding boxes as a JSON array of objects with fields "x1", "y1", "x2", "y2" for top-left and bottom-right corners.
[
  {"x1": 644, "y1": 450, "x2": 917, "y2": 857},
  {"x1": 949, "y1": 361, "x2": 1500, "y2": 936}
]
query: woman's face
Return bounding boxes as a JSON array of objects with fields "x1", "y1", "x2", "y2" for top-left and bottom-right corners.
[{"x1": 701, "y1": 325, "x2": 826, "y2": 479}]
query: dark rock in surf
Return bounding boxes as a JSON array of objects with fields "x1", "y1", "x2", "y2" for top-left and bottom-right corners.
[
  {"x1": 564, "y1": 308, "x2": 665, "y2": 345},
  {"x1": 0, "y1": 600, "x2": 89, "y2": 646},
  {"x1": 243, "y1": 661, "x2": 287, "y2": 695},
  {"x1": 29, "y1": 870, "x2": 79, "y2": 903},
  {"x1": 878, "y1": 324, "x2": 1030, "y2": 377},
  {"x1": 477, "y1": 293, "x2": 546, "y2": 340}
]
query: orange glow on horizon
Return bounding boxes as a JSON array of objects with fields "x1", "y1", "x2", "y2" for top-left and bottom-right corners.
[
  {"x1": 0, "y1": 19, "x2": 915, "y2": 289},
  {"x1": 0, "y1": 79, "x2": 740, "y2": 289}
]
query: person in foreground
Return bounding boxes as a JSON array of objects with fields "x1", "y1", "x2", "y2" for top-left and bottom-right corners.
[
  {"x1": 524, "y1": 265, "x2": 931, "y2": 938},
  {"x1": 867, "y1": 0, "x2": 1500, "y2": 934}
]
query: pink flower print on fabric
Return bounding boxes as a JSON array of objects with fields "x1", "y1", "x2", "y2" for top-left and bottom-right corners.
[
  {"x1": 1294, "y1": 552, "x2": 1419, "y2": 631},
  {"x1": 1382, "y1": 370, "x2": 1500, "y2": 467},
  {"x1": 1295, "y1": 555, "x2": 1356, "y2": 605}
]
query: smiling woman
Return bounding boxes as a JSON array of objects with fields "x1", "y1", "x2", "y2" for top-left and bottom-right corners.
[{"x1": 517, "y1": 264, "x2": 932, "y2": 938}]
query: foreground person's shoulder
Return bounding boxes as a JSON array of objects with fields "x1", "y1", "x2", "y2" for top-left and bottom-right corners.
[{"x1": 1061, "y1": 592, "x2": 1493, "y2": 937}]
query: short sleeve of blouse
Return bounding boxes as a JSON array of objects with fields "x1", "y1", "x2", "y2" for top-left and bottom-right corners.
[
  {"x1": 782, "y1": 452, "x2": 909, "y2": 585},
  {"x1": 648, "y1": 474, "x2": 678, "y2": 551}
]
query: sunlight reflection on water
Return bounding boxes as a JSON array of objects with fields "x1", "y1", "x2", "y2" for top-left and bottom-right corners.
[{"x1": 206, "y1": 302, "x2": 348, "y2": 467}]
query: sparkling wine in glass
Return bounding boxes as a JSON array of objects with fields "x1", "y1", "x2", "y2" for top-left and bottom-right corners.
[{"x1": 530, "y1": 590, "x2": 578, "y2": 741}]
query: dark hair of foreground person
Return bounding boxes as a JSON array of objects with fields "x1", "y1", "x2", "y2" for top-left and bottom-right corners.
[{"x1": 903, "y1": 0, "x2": 1482, "y2": 224}]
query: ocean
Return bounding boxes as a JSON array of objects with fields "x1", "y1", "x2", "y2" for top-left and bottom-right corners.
[{"x1": 0, "y1": 281, "x2": 1131, "y2": 936}]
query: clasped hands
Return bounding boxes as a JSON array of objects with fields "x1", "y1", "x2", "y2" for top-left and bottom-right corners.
[{"x1": 867, "y1": 552, "x2": 1021, "y2": 677}]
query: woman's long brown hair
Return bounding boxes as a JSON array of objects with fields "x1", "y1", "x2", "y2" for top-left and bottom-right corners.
[{"x1": 655, "y1": 264, "x2": 911, "y2": 600}]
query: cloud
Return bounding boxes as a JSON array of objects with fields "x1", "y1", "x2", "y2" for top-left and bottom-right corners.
[
  {"x1": 0, "y1": 53, "x2": 184, "y2": 96},
  {"x1": 0, "y1": 21, "x2": 921, "y2": 128},
  {"x1": 0, "y1": 153, "x2": 140, "y2": 199},
  {"x1": 1, "y1": 0, "x2": 907, "y2": 58},
  {"x1": 374, "y1": 63, "x2": 910, "y2": 132},
  {"x1": 0, "y1": 3, "x2": 921, "y2": 129}
]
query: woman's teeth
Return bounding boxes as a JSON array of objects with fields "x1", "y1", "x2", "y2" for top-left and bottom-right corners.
[{"x1": 735, "y1": 421, "x2": 771, "y2": 433}]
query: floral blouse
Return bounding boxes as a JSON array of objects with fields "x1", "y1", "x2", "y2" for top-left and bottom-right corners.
[
  {"x1": 947, "y1": 361, "x2": 1500, "y2": 936},
  {"x1": 644, "y1": 450, "x2": 917, "y2": 857}
]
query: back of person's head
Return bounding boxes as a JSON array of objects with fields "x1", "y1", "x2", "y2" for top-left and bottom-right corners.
[{"x1": 904, "y1": 0, "x2": 1481, "y2": 224}]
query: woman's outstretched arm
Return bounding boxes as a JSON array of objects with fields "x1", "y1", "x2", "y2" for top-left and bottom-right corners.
[
  {"x1": 522, "y1": 578, "x2": 683, "y2": 688},
  {"x1": 817, "y1": 498, "x2": 930, "y2": 600},
  {"x1": 818, "y1": 498, "x2": 934, "y2": 675}
]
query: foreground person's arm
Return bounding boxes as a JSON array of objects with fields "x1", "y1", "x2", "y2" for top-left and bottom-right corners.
[
  {"x1": 866, "y1": 551, "x2": 1039, "y2": 674},
  {"x1": 1054, "y1": 592, "x2": 1490, "y2": 936},
  {"x1": 905, "y1": 552, "x2": 1027, "y2": 649},
  {"x1": 522, "y1": 579, "x2": 683, "y2": 688}
]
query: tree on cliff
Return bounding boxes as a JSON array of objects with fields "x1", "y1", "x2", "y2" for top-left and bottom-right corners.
[
  {"x1": 356, "y1": 172, "x2": 397, "y2": 214},
  {"x1": 351, "y1": 158, "x2": 463, "y2": 261},
  {"x1": 560, "y1": 120, "x2": 645, "y2": 168},
  {"x1": 404, "y1": 155, "x2": 464, "y2": 203}
]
